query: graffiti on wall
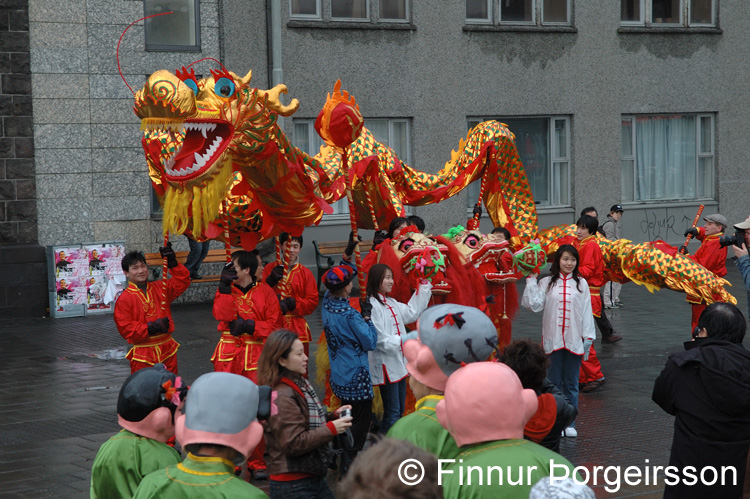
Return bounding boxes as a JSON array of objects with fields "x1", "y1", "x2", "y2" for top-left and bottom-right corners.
[{"x1": 639, "y1": 208, "x2": 693, "y2": 242}]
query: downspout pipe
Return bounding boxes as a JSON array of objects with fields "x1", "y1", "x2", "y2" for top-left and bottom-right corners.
[{"x1": 268, "y1": 0, "x2": 284, "y2": 127}]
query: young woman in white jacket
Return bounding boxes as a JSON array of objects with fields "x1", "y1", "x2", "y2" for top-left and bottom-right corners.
[
  {"x1": 366, "y1": 263, "x2": 432, "y2": 434},
  {"x1": 522, "y1": 244, "x2": 595, "y2": 437}
]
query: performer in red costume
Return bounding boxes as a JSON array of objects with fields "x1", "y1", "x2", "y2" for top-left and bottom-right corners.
[
  {"x1": 114, "y1": 245, "x2": 190, "y2": 375},
  {"x1": 211, "y1": 249, "x2": 281, "y2": 481},
  {"x1": 212, "y1": 249, "x2": 282, "y2": 382},
  {"x1": 571, "y1": 215, "x2": 610, "y2": 395},
  {"x1": 262, "y1": 233, "x2": 319, "y2": 360},
  {"x1": 684, "y1": 213, "x2": 729, "y2": 332}
]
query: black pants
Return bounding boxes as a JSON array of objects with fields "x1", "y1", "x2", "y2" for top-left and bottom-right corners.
[
  {"x1": 339, "y1": 398, "x2": 372, "y2": 474},
  {"x1": 595, "y1": 308, "x2": 615, "y2": 338}
]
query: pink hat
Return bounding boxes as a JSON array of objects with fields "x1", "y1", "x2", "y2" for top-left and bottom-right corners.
[
  {"x1": 404, "y1": 304, "x2": 498, "y2": 392},
  {"x1": 436, "y1": 362, "x2": 538, "y2": 447}
]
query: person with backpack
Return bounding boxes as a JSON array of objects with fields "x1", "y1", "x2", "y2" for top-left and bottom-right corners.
[{"x1": 601, "y1": 205, "x2": 624, "y2": 309}]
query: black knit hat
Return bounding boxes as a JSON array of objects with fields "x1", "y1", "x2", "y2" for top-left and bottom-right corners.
[{"x1": 117, "y1": 364, "x2": 177, "y2": 422}]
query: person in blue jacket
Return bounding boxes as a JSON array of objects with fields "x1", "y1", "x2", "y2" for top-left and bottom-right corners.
[{"x1": 321, "y1": 264, "x2": 377, "y2": 476}]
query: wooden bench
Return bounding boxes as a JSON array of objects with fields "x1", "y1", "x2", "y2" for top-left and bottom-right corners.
[
  {"x1": 312, "y1": 239, "x2": 373, "y2": 291},
  {"x1": 145, "y1": 248, "x2": 236, "y2": 283}
]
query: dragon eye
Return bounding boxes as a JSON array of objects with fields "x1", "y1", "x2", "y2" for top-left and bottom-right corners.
[
  {"x1": 464, "y1": 235, "x2": 480, "y2": 248},
  {"x1": 183, "y1": 79, "x2": 199, "y2": 95},
  {"x1": 399, "y1": 239, "x2": 415, "y2": 252},
  {"x1": 214, "y1": 77, "x2": 235, "y2": 98}
]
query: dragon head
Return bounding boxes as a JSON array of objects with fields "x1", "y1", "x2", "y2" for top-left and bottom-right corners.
[
  {"x1": 446, "y1": 226, "x2": 517, "y2": 284},
  {"x1": 135, "y1": 66, "x2": 299, "y2": 237},
  {"x1": 389, "y1": 229, "x2": 451, "y2": 295}
]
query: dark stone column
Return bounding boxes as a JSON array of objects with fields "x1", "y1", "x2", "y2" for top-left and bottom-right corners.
[{"x1": 0, "y1": 0, "x2": 46, "y2": 317}]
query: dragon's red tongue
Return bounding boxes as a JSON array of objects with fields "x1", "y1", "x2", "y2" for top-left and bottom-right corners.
[{"x1": 174, "y1": 132, "x2": 205, "y2": 161}]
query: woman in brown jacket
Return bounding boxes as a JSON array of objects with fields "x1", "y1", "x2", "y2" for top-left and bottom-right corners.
[{"x1": 258, "y1": 329, "x2": 353, "y2": 498}]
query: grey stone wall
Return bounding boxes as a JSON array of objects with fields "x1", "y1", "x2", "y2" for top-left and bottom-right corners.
[
  {"x1": 0, "y1": 0, "x2": 36, "y2": 244},
  {"x1": 29, "y1": 0, "x2": 221, "y2": 252}
]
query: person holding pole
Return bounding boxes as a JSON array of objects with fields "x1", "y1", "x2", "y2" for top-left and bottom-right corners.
[{"x1": 683, "y1": 213, "x2": 728, "y2": 332}]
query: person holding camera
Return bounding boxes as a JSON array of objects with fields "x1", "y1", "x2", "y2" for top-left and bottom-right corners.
[
  {"x1": 731, "y1": 216, "x2": 750, "y2": 319},
  {"x1": 258, "y1": 329, "x2": 353, "y2": 498},
  {"x1": 683, "y1": 213, "x2": 728, "y2": 332}
]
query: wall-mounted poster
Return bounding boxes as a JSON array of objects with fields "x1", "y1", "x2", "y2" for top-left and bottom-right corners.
[{"x1": 48, "y1": 242, "x2": 125, "y2": 318}]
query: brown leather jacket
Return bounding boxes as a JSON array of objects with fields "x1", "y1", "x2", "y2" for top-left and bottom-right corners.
[{"x1": 263, "y1": 378, "x2": 337, "y2": 477}]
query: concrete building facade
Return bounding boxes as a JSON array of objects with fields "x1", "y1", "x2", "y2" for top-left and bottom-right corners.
[{"x1": 4, "y1": 0, "x2": 747, "y2": 315}]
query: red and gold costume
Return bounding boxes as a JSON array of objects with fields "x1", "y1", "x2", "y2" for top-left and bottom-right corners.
[
  {"x1": 113, "y1": 264, "x2": 190, "y2": 374},
  {"x1": 262, "y1": 262, "x2": 319, "y2": 357},
  {"x1": 688, "y1": 228, "x2": 728, "y2": 330},
  {"x1": 572, "y1": 235, "x2": 605, "y2": 384},
  {"x1": 211, "y1": 282, "x2": 282, "y2": 382}
]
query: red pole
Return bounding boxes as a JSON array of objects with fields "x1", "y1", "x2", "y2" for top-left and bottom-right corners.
[
  {"x1": 679, "y1": 204, "x2": 704, "y2": 255},
  {"x1": 161, "y1": 232, "x2": 169, "y2": 315},
  {"x1": 342, "y1": 149, "x2": 366, "y2": 299}
]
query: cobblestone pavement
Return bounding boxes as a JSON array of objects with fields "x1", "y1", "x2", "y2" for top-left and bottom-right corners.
[{"x1": 0, "y1": 265, "x2": 747, "y2": 498}]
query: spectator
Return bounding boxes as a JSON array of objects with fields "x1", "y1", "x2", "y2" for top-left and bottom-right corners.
[
  {"x1": 264, "y1": 232, "x2": 319, "y2": 360},
  {"x1": 338, "y1": 437, "x2": 443, "y2": 499},
  {"x1": 730, "y1": 215, "x2": 750, "y2": 319},
  {"x1": 184, "y1": 236, "x2": 210, "y2": 280},
  {"x1": 114, "y1": 246, "x2": 189, "y2": 374},
  {"x1": 321, "y1": 264, "x2": 378, "y2": 475},
  {"x1": 501, "y1": 339, "x2": 577, "y2": 453},
  {"x1": 90, "y1": 364, "x2": 185, "y2": 499},
  {"x1": 522, "y1": 245, "x2": 595, "y2": 438},
  {"x1": 133, "y1": 372, "x2": 269, "y2": 498},
  {"x1": 684, "y1": 213, "x2": 728, "y2": 331},
  {"x1": 601, "y1": 204, "x2": 624, "y2": 309},
  {"x1": 387, "y1": 304, "x2": 498, "y2": 459},
  {"x1": 258, "y1": 329, "x2": 352, "y2": 498},
  {"x1": 652, "y1": 302, "x2": 750, "y2": 499},
  {"x1": 366, "y1": 263, "x2": 432, "y2": 434},
  {"x1": 436, "y1": 362, "x2": 576, "y2": 498}
]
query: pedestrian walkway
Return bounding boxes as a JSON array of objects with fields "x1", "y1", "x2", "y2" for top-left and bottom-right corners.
[{"x1": 0, "y1": 265, "x2": 747, "y2": 498}]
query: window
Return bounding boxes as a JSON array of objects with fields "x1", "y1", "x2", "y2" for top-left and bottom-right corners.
[
  {"x1": 291, "y1": 0, "x2": 409, "y2": 22},
  {"x1": 466, "y1": 0, "x2": 570, "y2": 25},
  {"x1": 621, "y1": 114, "x2": 714, "y2": 202},
  {"x1": 621, "y1": 0, "x2": 715, "y2": 26},
  {"x1": 294, "y1": 118, "x2": 411, "y2": 216},
  {"x1": 466, "y1": 117, "x2": 570, "y2": 207},
  {"x1": 144, "y1": 0, "x2": 201, "y2": 51}
]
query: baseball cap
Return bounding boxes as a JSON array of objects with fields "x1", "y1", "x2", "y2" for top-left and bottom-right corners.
[
  {"x1": 734, "y1": 216, "x2": 750, "y2": 231},
  {"x1": 703, "y1": 214, "x2": 728, "y2": 228},
  {"x1": 610, "y1": 204, "x2": 624, "y2": 213}
]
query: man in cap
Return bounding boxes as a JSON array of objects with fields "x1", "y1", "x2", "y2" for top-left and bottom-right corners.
[
  {"x1": 134, "y1": 371, "x2": 270, "y2": 498},
  {"x1": 601, "y1": 204, "x2": 624, "y2": 308},
  {"x1": 91, "y1": 364, "x2": 185, "y2": 499},
  {"x1": 684, "y1": 213, "x2": 729, "y2": 331},
  {"x1": 387, "y1": 304, "x2": 499, "y2": 459},
  {"x1": 730, "y1": 215, "x2": 750, "y2": 318}
]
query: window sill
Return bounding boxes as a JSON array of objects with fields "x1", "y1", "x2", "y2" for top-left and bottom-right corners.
[
  {"x1": 617, "y1": 26, "x2": 722, "y2": 34},
  {"x1": 463, "y1": 25, "x2": 577, "y2": 33},
  {"x1": 621, "y1": 199, "x2": 717, "y2": 209},
  {"x1": 288, "y1": 20, "x2": 415, "y2": 31}
]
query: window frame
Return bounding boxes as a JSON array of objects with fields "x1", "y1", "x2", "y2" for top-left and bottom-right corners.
[
  {"x1": 465, "y1": 0, "x2": 572, "y2": 27},
  {"x1": 144, "y1": 0, "x2": 202, "y2": 52},
  {"x1": 289, "y1": 0, "x2": 322, "y2": 20},
  {"x1": 619, "y1": 0, "x2": 716, "y2": 28},
  {"x1": 620, "y1": 112, "x2": 716, "y2": 202},
  {"x1": 291, "y1": 0, "x2": 411, "y2": 23},
  {"x1": 466, "y1": 116, "x2": 571, "y2": 209}
]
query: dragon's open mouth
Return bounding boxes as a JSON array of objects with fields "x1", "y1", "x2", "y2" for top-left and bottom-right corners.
[{"x1": 153, "y1": 120, "x2": 233, "y2": 182}]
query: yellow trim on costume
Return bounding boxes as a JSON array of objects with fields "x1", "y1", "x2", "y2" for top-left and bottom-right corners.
[
  {"x1": 415, "y1": 395, "x2": 444, "y2": 411},
  {"x1": 176, "y1": 452, "x2": 235, "y2": 476},
  {"x1": 457, "y1": 439, "x2": 530, "y2": 458}
]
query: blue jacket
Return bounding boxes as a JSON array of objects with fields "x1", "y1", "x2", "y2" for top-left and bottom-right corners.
[{"x1": 321, "y1": 292, "x2": 378, "y2": 401}]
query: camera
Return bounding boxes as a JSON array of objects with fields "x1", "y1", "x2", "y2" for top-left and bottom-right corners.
[
  {"x1": 719, "y1": 230, "x2": 745, "y2": 248},
  {"x1": 340, "y1": 408, "x2": 352, "y2": 419}
]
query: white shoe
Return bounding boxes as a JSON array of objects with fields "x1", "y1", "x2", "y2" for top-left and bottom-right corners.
[{"x1": 564, "y1": 427, "x2": 578, "y2": 437}]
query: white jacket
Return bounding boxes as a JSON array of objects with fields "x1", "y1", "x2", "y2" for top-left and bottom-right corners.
[
  {"x1": 368, "y1": 282, "x2": 432, "y2": 385},
  {"x1": 521, "y1": 273, "x2": 596, "y2": 355}
]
